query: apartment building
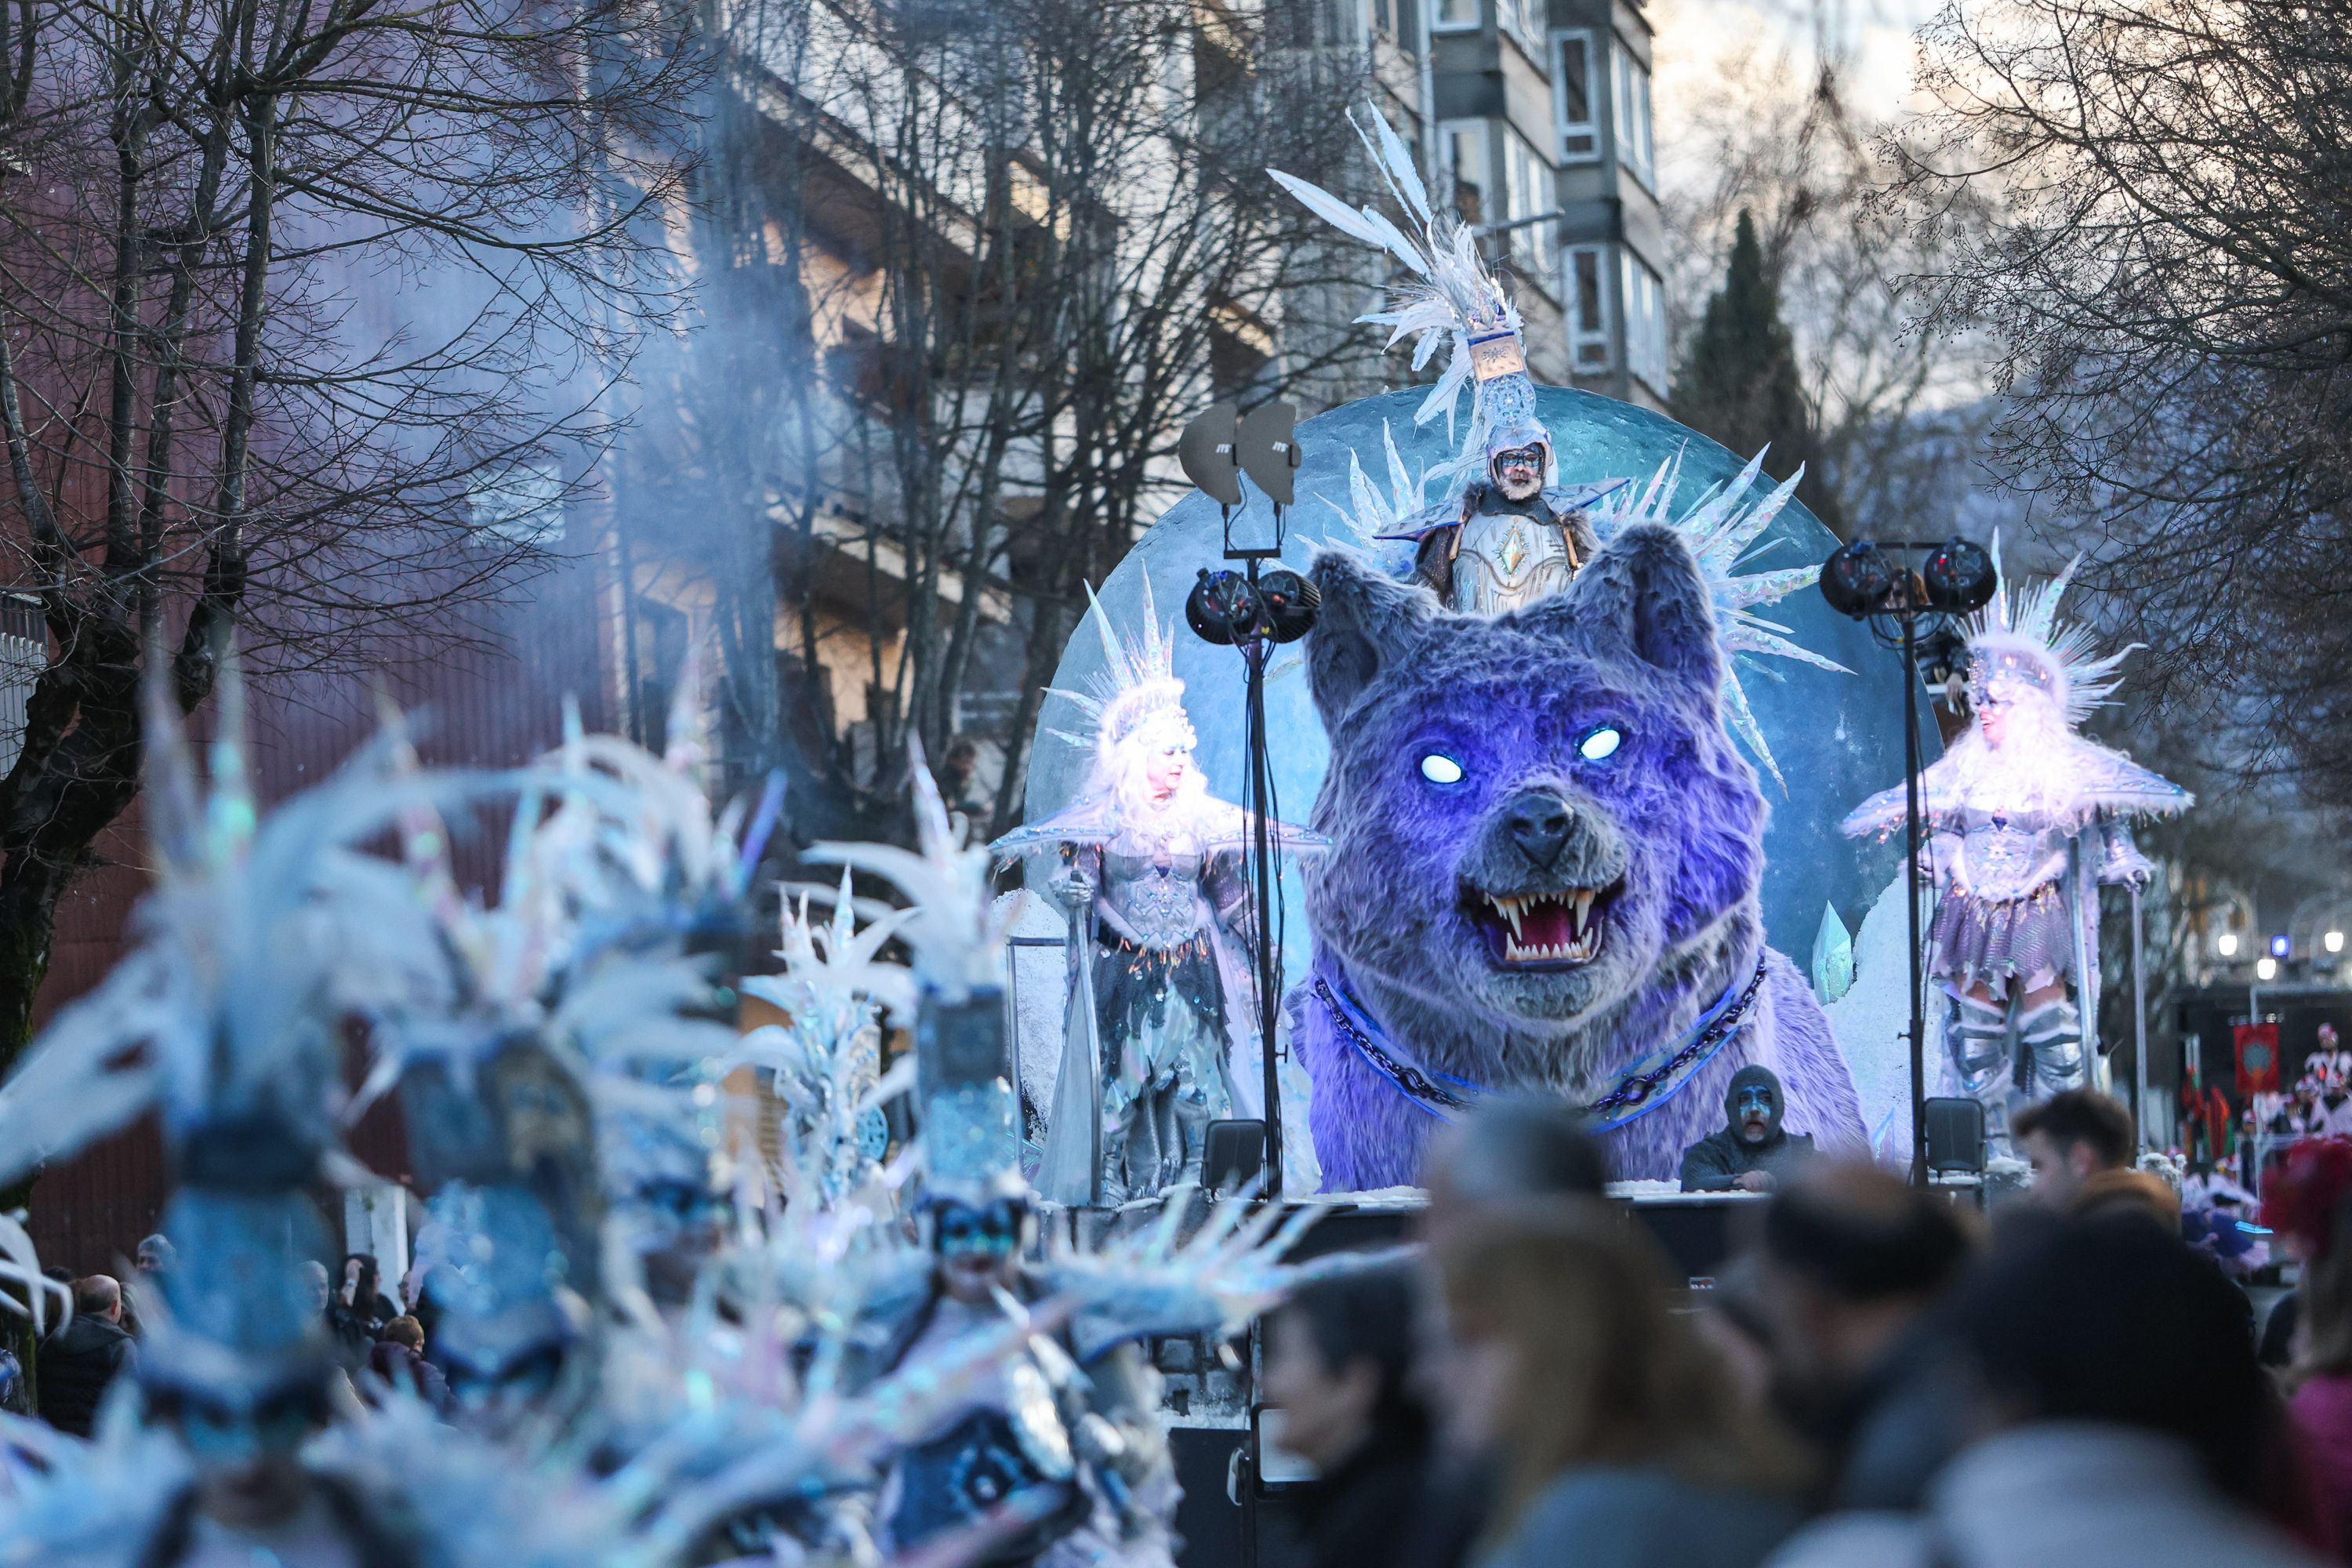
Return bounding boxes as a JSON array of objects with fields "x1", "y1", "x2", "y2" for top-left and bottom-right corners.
[{"x1": 1361, "y1": 0, "x2": 1669, "y2": 409}]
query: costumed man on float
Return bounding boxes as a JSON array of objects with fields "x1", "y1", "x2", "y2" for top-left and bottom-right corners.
[
  {"x1": 1841, "y1": 548, "x2": 2189, "y2": 1152},
  {"x1": 1679, "y1": 1065, "x2": 1817, "y2": 1192},
  {"x1": 1385, "y1": 370, "x2": 1617, "y2": 615},
  {"x1": 993, "y1": 582, "x2": 1325, "y2": 1207}
]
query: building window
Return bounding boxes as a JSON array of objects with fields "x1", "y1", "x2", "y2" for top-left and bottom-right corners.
[
  {"x1": 1439, "y1": 119, "x2": 1490, "y2": 227},
  {"x1": 1501, "y1": 125, "x2": 1555, "y2": 280},
  {"x1": 1563, "y1": 245, "x2": 1612, "y2": 372},
  {"x1": 1551, "y1": 31, "x2": 1599, "y2": 162},
  {"x1": 1432, "y1": 0, "x2": 1477, "y2": 30},
  {"x1": 1613, "y1": 45, "x2": 1656, "y2": 188},
  {"x1": 1621, "y1": 248, "x2": 1669, "y2": 393},
  {"x1": 1498, "y1": 0, "x2": 1542, "y2": 52}
]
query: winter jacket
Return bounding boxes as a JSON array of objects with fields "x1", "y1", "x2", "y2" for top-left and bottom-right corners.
[
  {"x1": 1478, "y1": 1464, "x2": 1802, "y2": 1568},
  {"x1": 37, "y1": 1313, "x2": 134, "y2": 1436},
  {"x1": 1764, "y1": 1422, "x2": 2325, "y2": 1568},
  {"x1": 1287, "y1": 1418, "x2": 1432, "y2": 1568}
]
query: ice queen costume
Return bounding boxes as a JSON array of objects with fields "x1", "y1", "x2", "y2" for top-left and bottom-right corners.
[
  {"x1": 993, "y1": 585, "x2": 1325, "y2": 1207},
  {"x1": 1842, "y1": 553, "x2": 2189, "y2": 1135}
]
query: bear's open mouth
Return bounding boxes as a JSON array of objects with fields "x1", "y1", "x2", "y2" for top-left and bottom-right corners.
[{"x1": 1461, "y1": 882, "x2": 1621, "y2": 967}]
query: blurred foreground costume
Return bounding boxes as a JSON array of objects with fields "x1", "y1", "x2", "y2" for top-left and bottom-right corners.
[
  {"x1": 1842, "y1": 548, "x2": 2188, "y2": 1148},
  {"x1": 994, "y1": 588, "x2": 1325, "y2": 1207}
]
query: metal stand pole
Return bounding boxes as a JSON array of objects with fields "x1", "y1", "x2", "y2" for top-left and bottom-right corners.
[
  {"x1": 2129, "y1": 884, "x2": 2149, "y2": 1153},
  {"x1": 1243, "y1": 557, "x2": 1284, "y2": 1199},
  {"x1": 1901, "y1": 613, "x2": 1928, "y2": 1186}
]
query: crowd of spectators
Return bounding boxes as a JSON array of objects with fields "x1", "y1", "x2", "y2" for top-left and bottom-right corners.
[
  {"x1": 1272, "y1": 1090, "x2": 2352, "y2": 1568},
  {"x1": 16, "y1": 1240, "x2": 449, "y2": 1435}
]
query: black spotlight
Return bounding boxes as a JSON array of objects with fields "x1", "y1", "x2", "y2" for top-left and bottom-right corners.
[
  {"x1": 1255, "y1": 568, "x2": 1319, "y2": 644},
  {"x1": 1186, "y1": 568, "x2": 1260, "y2": 645},
  {"x1": 1819, "y1": 540, "x2": 1895, "y2": 620},
  {"x1": 1186, "y1": 567, "x2": 1320, "y2": 647},
  {"x1": 1920, "y1": 536, "x2": 1996, "y2": 614}
]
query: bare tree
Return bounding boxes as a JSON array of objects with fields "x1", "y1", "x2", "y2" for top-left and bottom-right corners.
[
  {"x1": 627, "y1": 0, "x2": 1376, "y2": 844},
  {"x1": 0, "y1": 0, "x2": 701, "y2": 1067},
  {"x1": 1661, "y1": 39, "x2": 1997, "y2": 534},
  {"x1": 1886, "y1": 0, "x2": 2352, "y2": 807}
]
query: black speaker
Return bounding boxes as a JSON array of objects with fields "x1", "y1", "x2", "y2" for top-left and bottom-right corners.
[
  {"x1": 1923, "y1": 1097, "x2": 1987, "y2": 1175},
  {"x1": 1203, "y1": 1119, "x2": 1266, "y2": 1196}
]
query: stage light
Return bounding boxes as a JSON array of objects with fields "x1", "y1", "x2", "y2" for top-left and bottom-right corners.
[
  {"x1": 2329, "y1": 929, "x2": 2346, "y2": 954},
  {"x1": 2217, "y1": 931, "x2": 2240, "y2": 957},
  {"x1": 2258, "y1": 956, "x2": 2279, "y2": 981},
  {"x1": 1818, "y1": 540, "x2": 1895, "y2": 619},
  {"x1": 1922, "y1": 536, "x2": 1997, "y2": 613},
  {"x1": 2272, "y1": 934, "x2": 2292, "y2": 959}
]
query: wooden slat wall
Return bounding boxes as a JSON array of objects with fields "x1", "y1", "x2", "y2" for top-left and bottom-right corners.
[{"x1": 24, "y1": 549, "x2": 622, "y2": 1276}]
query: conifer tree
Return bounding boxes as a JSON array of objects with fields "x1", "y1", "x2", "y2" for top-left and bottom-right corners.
[{"x1": 1671, "y1": 210, "x2": 1845, "y2": 534}]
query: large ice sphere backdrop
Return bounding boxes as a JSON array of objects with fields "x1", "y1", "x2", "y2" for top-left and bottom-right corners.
[{"x1": 1022, "y1": 386, "x2": 1923, "y2": 1083}]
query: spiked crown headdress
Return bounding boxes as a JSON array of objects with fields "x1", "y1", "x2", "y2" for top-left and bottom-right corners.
[
  {"x1": 1271, "y1": 107, "x2": 1547, "y2": 486},
  {"x1": 1965, "y1": 539, "x2": 2129, "y2": 726},
  {"x1": 1047, "y1": 576, "x2": 1195, "y2": 776}
]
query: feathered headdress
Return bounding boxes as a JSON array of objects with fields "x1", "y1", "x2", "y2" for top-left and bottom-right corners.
[
  {"x1": 1044, "y1": 575, "x2": 1195, "y2": 776},
  {"x1": 1966, "y1": 537, "x2": 2130, "y2": 726},
  {"x1": 1270, "y1": 107, "x2": 1542, "y2": 484}
]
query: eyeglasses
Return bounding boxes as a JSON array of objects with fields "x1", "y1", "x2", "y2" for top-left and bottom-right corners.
[{"x1": 1493, "y1": 446, "x2": 1544, "y2": 470}]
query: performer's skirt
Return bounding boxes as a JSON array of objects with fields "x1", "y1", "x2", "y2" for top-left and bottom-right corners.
[{"x1": 1929, "y1": 882, "x2": 2071, "y2": 999}]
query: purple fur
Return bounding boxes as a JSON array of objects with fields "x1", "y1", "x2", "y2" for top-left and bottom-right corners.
[{"x1": 1287, "y1": 525, "x2": 1865, "y2": 1188}]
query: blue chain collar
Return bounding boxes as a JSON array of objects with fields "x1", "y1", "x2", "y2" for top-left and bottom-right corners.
[{"x1": 1312, "y1": 957, "x2": 1769, "y2": 1131}]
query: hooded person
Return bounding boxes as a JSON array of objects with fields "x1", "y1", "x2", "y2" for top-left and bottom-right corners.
[{"x1": 1680, "y1": 1065, "x2": 1817, "y2": 1192}]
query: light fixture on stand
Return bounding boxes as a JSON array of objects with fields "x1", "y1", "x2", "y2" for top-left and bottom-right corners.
[
  {"x1": 1178, "y1": 399, "x2": 1309, "y2": 1200},
  {"x1": 1820, "y1": 537, "x2": 1996, "y2": 1187}
]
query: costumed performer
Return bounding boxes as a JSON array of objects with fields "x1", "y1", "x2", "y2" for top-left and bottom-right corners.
[
  {"x1": 1841, "y1": 548, "x2": 2189, "y2": 1150},
  {"x1": 993, "y1": 583, "x2": 1326, "y2": 1207},
  {"x1": 1678, "y1": 1064, "x2": 1817, "y2": 1193}
]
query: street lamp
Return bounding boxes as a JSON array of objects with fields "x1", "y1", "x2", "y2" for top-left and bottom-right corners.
[
  {"x1": 1819, "y1": 536, "x2": 1997, "y2": 1186},
  {"x1": 2218, "y1": 931, "x2": 2241, "y2": 958},
  {"x1": 2328, "y1": 929, "x2": 2345, "y2": 954},
  {"x1": 2258, "y1": 956, "x2": 2280, "y2": 982}
]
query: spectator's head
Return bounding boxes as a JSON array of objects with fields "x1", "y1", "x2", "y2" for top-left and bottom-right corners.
[
  {"x1": 1951, "y1": 1211, "x2": 2273, "y2": 1505},
  {"x1": 1261, "y1": 1266, "x2": 1426, "y2": 1472},
  {"x1": 379, "y1": 1315, "x2": 425, "y2": 1352},
  {"x1": 1434, "y1": 1199, "x2": 1799, "y2": 1531},
  {"x1": 135, "y1": 1234, "x2": 176, "y2": 1273},
  {"x1": 301, "y1": 1258, "x2": 332, "y2": 1316},
  {"x1": 340, "y1": 1252, "x2": 379, "y2": 1308},
  {"x1": 74, "y1": 1274, "x2": 123, "y2": 1323},
  {"x1": 2014, "y1": 1090, "x2": 2136, "y2": 1210},
  {"x1": 1754, "y1": 1162, "x2": 1976, "y2": 1391},
  {"x1": 1726, "y1": 1065, "x2": 1785, "y2": 1147},
  {"x1": 1419, "y1": 1095, "x2": 1610, "y2": 1234}
]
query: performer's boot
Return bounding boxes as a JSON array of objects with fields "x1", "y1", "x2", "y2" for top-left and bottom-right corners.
[
  {"x1": 2017, "y1": 998, "x2": 2088, "y2": 1098},
  {"x1": 1951, "y1": 993, "x2": 2017, "y2": 1156}
]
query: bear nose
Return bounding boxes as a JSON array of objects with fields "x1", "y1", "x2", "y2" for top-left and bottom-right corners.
[{"x1": 1503, "y1": 791, "x2": 1574, "y2": 869}]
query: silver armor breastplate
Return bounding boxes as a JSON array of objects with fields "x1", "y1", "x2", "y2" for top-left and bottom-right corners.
[
  {"x1": 1447, "y1": 510, "x2": 1577, "y2": 615},
  {"x1": 1955, "y1": 808, "x2": 2070, "y2": 902},
  {"x1": 1100, "y1": 847, "x2": 1209, "y2": 949}
]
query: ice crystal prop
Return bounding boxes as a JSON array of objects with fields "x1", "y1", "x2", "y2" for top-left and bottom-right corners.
[
  {"x1": 810, "y1": 735, "x2": 1019, "y2": 1004},
  {"x1": 730, "y1": 869, "x2": 916, "y2": 1222},
  {"x1": 1270, "y1": 107, "x2": 1526, "y2": 481}
]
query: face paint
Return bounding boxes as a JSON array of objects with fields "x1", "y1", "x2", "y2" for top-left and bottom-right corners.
[{"x1": 1734, "y1": 1080, "x2": 1780, "y2": 1145}]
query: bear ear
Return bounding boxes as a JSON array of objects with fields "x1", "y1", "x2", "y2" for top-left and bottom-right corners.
[
  {"x1": 1305, "y1": 548, "x2": 1435, "y2": 728},
  {"x1": 1534, "y1": 522, "x2": 1723, "y2": 700}
]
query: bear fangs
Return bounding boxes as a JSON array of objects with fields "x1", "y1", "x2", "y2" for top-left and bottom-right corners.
[{"x1": 1469, "y1": 887, "x2": 1612, "y2": 967}]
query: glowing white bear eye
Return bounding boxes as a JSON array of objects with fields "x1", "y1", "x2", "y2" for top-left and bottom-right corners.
[
  {"x1": 1419, "y1": 753, "x2": 1465, "y2": 785},
  {"x1": 1578, "y1": 726, "x2": 1623, "y2": 762}
]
